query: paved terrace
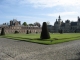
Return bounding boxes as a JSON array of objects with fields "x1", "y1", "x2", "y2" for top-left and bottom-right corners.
[{"x1": 0, "y1": 38, "x2": 80, "y2": 60}]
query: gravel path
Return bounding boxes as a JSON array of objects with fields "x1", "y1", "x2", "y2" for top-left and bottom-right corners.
[{"x1": 0, "y1": 38, "x2": 80, "y2": 60}]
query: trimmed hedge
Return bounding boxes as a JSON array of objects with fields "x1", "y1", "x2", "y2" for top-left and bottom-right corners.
[
  {"x1": 40, "y1": 22, "x2": 50, "y2": 39},
  {"x1": 14, "y1": 31, "x2": 19, "y2": 34},
  {"x1": 1, "y1": 28, "x2": 5, "y2": 35}
]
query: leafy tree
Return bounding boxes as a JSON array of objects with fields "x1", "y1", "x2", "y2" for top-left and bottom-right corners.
[
  {"x1": 46, "y1": 21, "x2": 50, "y2": 25},
  {"x1": 22, "y1": 22, "x2": 27, "y2": 26},
  {"x1": 40, "y1": 22, "x2": 50, "y2": 39},
  {"x1": 34, "y1": 22, "x2": 41, "y2": 27},
  {"x1": 1, "y1": 28, "x2": 5, "y2": 35},
  {"x1": 28, "y1": 23, "x2": 34, "y2": 26}
]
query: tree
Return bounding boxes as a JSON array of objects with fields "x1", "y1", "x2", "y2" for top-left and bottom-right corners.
[
  {"x1": 28, "y1": 23, "x2": 34, "y2": 26},
  {"x1": 1, "y1": 28, "x2": 5, "y2": 35},
  {"x1": 46, "y1": 21, "x2": 50, "y2": 25},
  {"x1": 22, "y1": 22, "x2": 27, "y2": 26},
  {"x1": 40, "y1": 22, "x2": 50, "y2": 39},
  {"x1": 34, "y1": 22, "x2": 41, "y2": 27}
]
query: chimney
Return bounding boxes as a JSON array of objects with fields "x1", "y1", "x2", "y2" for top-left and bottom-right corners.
[{"x1": 10, "y1": 20, "x2": 13, "y2": 26}]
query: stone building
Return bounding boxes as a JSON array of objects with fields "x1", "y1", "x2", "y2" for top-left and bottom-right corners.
[
  {"x1": 54, "y1": 15, "x2": 80, "y2": 33},
  {"x1": 0, "y1": 19, "x2": 41, "y2": 34},
  {"x1": 47, "y1": 25, "x2": 54, "y2": 33}
]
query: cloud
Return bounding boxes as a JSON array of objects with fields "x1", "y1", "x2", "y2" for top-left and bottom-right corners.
[
  {"x1": 47, "y1": 11, "x2": 78, "y2": 17},
  {"x1": 1, "y1": 0, "x2": 80, "y2": 8},
  {"x1": 20, "y1": 0, "x2": 80, "y2": 8},
  {"x1": 0, "y1": 0, "x2": 80, "y2": 25}
]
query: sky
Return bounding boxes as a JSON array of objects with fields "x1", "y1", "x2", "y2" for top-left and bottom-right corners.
[{"x1": 0, "y1": 0, "x2": 80, "y2": 25}]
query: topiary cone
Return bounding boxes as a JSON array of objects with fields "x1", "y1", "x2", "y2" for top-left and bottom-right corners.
[
  {"x1": 40, "y1": 22, "x2": 50, "y2": 39},
  {"x1": 1, "y1": 28, "x2": 5, "y2": 35}
]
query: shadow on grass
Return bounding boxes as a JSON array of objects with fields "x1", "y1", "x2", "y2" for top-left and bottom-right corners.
[
  {"x1": 1, "y1": 36, "x2": 53, "y2": 45},
  {"x1": 23, "y1": 38, "x2": 54, "y2": 41},
  {"x1": 2, "y1": 37, "x2": 50, "y2": 45},
  {"x1": 2, "y1": 35, "x2": 80, "y2": 45},
  {"x1": 54, "y1": 36, "x2": 80, "y2": 40},
  {"x1": 16, "y1": 39, "x2": 50, "y2": 45},
  {"x1": 67, "y1": 52, "x2": 80, "y2": 60},
  {"x1": 34, "y1": 38, "x2": 53, "y2": 41}
]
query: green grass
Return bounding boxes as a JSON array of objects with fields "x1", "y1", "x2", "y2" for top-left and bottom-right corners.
[{"x1": 1, "y1": 33, "x2": 80, "y2": 45}]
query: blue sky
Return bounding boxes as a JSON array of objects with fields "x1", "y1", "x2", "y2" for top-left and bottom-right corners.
[{"x1": 0, "y1": 0, "x2": 80, "y2": 25}]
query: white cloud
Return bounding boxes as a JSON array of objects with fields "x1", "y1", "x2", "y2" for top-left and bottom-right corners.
[
  {"x1": 47, "y1": 11, "x2": 78, "y2": 17},
  {"x1": 1, "y1": 0, "x2": 80, "y2": 25},
  {"x1": 2, "y1": 0, "x2": 80, "y2": 8},
  {"x1": 20, "y1": 0, "x2": 80, "y2": 8}
]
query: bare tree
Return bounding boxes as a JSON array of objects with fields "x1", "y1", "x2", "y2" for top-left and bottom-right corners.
[
  {"x1": 34, "y1": 22, "x2": 41, "y2": 27},
  {"x1": 46, "y1": 21, "x2": 50, "y2": 25}
]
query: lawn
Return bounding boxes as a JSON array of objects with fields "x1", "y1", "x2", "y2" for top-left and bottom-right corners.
[{"x1": 1, "y1": 33, "x2": 80, "y2": 45}]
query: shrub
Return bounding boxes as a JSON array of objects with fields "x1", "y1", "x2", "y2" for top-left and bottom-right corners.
[
  {"x1": 26, "y1": 30, "x2": 29, "y2": 34},
  {"x1": 40, "y1": 22, "x2": 50, "y2": 39},
  {"x1": 1, "y1": 28, "x2": 5, "y2": 35},
  {"x1": 59, "y1": 29, "x2": 63, "y2": 34},
  {"x1": 36, "y1": 31, "x2": 38, "y2": 34},
  {"x1": 30, "y1": 30, "x2": 31, "y2": 33},
  {"x1": 14, "y1": 31, "x2": 19, "y2": 34},
  {"x1": 74, "y1": 29, "x2": 77, "y2": 33}
]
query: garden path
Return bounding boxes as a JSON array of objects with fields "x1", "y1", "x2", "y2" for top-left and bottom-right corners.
[{"x1": 0, "y1": 38, "x2": 80, "y2": 60}]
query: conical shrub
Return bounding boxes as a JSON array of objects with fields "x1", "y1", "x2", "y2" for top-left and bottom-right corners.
[
  {"x1": 30, "y1": 30, "x2": 31, "y2": 33},
  {"x1": 40, "y1": 22, "x2": 50, "y2": 39},
  {"x1": 14, "y1": 31, "x2": 19, "y2": 34},
  {"x1": 26, "y1": 30, "x2": 29, "y2": 34},
  {"x1": 1, "y1": 28, "x2": 5, "y2": 35},
  {"x1": 59, "y1": 29, "x2": 63, "y2": 34}
]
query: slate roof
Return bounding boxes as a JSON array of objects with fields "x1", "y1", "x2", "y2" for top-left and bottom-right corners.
[
  {"x1": 65, "y1": 20, "x2": 70, "y2": 23},
  {"x1": 61, "y1": 23, "x2": 65, "y2": 27},
  {"x1": 71, "y1": 22, "x2": 77, "y2": 26},
  {"x1": 55, "y1": 21, "x2": 59, "y2": 24}
]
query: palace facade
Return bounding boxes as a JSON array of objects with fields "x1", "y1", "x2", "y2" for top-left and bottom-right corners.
[
  {"x1": 0, "y1": 19, "x2": 41, "y2": 34},
  {"x1": 1, "y1": 16, "x2": 80, "y2": 34},
  {"x1": 53, "y1": 16, "x2": 80, "y2": 33}
]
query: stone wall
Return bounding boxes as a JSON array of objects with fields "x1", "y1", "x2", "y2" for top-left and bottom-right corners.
[
  {"x1": 0, "y1": 20, "x2": 41, "y2": 34},
  {"x1": 4, "y1": 26, "x2": 41, "y2": 34}
]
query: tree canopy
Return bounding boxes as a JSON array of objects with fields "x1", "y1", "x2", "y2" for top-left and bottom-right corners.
[
  {"x1": 46, "y1": 21, "x2": 50, "y2": 25},
  {"x1": 34, "y1": 22, "x2": 41, "y2": 27},
  {"x1": 22, "y1": 22, "x2": 27, "y2": 26},
  {"x1": 28, "y1": 23, "x2": 34, "y2": 26}
]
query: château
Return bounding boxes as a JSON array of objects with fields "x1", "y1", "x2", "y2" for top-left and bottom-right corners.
[
  {"x1": 53, "y1": 15, "x2": 80, "y2": 33},
  {"x1": 0, "y1": 19, "x2": 41, "y2": 34}
]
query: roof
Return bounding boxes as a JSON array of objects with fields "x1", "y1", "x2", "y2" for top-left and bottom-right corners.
[
  {"x1": 61, "y1": 23, "x2": 65, "y2": 27},
  {"x1": 47, "y1": 25, "x2": 52, "y2": 26},
  {"x1": 55, "y1": 21, "x2": 58, "y2": 24},
  {"x1": 65, "y1": 20, "x2": 70, "y2": 23},
  {"x1": 71, "y1": 22, "x2": 77, "y2": 26}
]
